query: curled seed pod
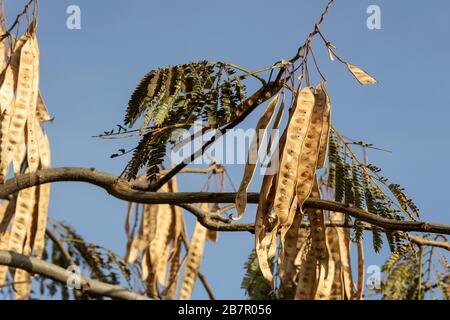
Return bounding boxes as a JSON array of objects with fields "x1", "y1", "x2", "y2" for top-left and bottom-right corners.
[
  {"x1": 273, "y1": 87, "x2": 315, "y2": 225},
  {"x1": 346, "y1": 63, "x2": 377, "y2": 85},
  {"x1": 255, "y1": 173, "x2": 276, "y2": 285},
  {"x1": 179, "y1": 221, "x2": 208, "y2": 300},
  {"x1": 317, "y1": 91, "x2": 331, "y2": 169},
  {"x1": 235, "y1": 94, "x2": 279, "y2": 220}
]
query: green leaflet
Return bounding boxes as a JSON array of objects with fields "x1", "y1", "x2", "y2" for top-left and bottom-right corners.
[{"x1": 122, "y1": 61, "x2": 247, "y2": 181}]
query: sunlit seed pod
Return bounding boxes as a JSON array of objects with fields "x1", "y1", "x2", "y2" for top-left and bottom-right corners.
[{"x1": 235, "y1": 95, "x2": 279, "y2": 220}]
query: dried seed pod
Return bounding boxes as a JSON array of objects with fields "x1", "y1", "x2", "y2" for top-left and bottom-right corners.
[
  {"x1": 0, "y1": 36, "x2": 34, "y2": 182},
  {"x1": 347, "y1": 63, "x2": 377, "y2": 85},
  {"x1": 314, "y1": 226, "x2": 337, "y2": 300},
  {"x1": 0, "y1": 199, "x2": 12, "y2": 286},
  {"x1": 179, "y1": 221, "x2": 208, "y2": 300},
  {"x1": 14, "y1": 269, "x2": 31, "y2": 300},
  {"x1": 12, "y1": 125, "x2": 26, "y2": 175},
  {"x1": 294, "y1": 246, "x2": 318, "y2": 300},
  {"x1": 33, "y1": 183, "x2": 50, "y2": 258},
  {"x1": 235, "y1": 94, "x2": 279, "y2": 220},
  {"x1": 279, "y1": 209, "x2": 304, "y2": 294},
  {"x1": 306, "y1": 178, "x2": 330, "y2": 276},
  {"x1": 126, "y1": 203, "x2": 158, "y2": 263},
  {"x1": 255, "y1": 173, "x2": 276, "y2": 285},
  {"x1": 317, "y1": 91, "x2": 331, "y2": 169},
  {"x1": 327, "y1": 226, "x2": 344, "y2": 300},
  {"x1": 8, "y1": 185, "x2": 37, "y2": 254},
  {"x1": 148, "y1": 202, "x2": 173, "y2": 282},
  {"x1": 36, "y1": 121, "x2": 51, "y2": 168},
  {"x1": 25, "y1": 36, "x2": 41, "y2": 172},
  {"x1": 273, "y1": 87, "x2": 315, "y2": 225},
  {"x1": 164, "y1": 241, "x2": 182, "y2": 299},
  {"x1": 36, "y1": 93, "x2": 52, "y2": 122},
  {"x1": 0, "y1": 28, "x2": 5, "y2": 73},
  {"x1": 0, "y1": 65, "x2": 15, "y2": 113},
  {"x1": 356, "y1": 238, "x2": 365, "y2": 300}
]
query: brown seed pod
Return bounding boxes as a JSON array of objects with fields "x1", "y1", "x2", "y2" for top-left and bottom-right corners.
[
  {"x1": 346, "y1": 63, "x2": 377, "y2": 85},
  {"x1": 0, "y1": 36, "x2": 34, "y2": 182},
  {"x1": 356, "y1": 238, "x2": 365, "y2": 300},
  {"x1": 279, "y1": 209, "x2": 304, "y2": 293},
  {"x1": 7, "y1": 185, "x2": 37, "y2": 255},
  {"x1": 306, "y1": 178, "x2": 330, "y2": 276},
  {"x1": 294, "y1": 244, "x2": 318, "y2": 300},
  {"x1": 317, "y1": 90, "x2": 331, "y2": 169},
  {"x1": 36, "y1": 93, "x2": 52, "y2": 122},
  {"x1": 273, "y1": 87, "x2": 315, "y2": 225},
  {"x1": 255, "y1": 172, "x2": 276, "y2": 285},
  {"x1": 235, "y1": 94, "x2": 279, "y2": 220},
  {"x1": 179, "y1": 221, "x2": 208, "y2": 300}
]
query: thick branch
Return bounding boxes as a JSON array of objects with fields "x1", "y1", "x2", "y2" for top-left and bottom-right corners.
[
  {"x1": 1, "y1": 167, "x2": 449, "y2": 235},
  {"x1": 0, "y1": 250, "x2": 150, "y2": 300}
]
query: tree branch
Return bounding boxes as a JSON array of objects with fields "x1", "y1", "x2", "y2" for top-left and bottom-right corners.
[
  {"x1": 1, "y1": 167, "x2": 449, "y2": 235},
  {"x1": 0, "y1": 250, "x2": 151, "y2": 300}
]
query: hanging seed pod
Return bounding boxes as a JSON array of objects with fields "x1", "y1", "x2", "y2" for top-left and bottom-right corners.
[
  {"x1": 255, "y1": 173, "x2": 276, "y2": 285},
  {"x1": 36, "y1": 93, "x2": 51, "y2": 122},
  {"x1": 273, "y1": 87, "x2": 315, "y2": 225},
  {"x1": 0, "y1": 36, "x2": 34, "y2": 182},
  {"x1": 306, "y1": 178, "x2": 330, "y2": 276},
  {"x1": 0, "y1": 199, "x2": 13, "y2": 286},
  {"x1": 346, "y1": 63, "x2": 377, "y2": 85},
  {"x1": 279, "y1": 210, "x2": 303, "y2": 293},
  {"x1": 294, "y1": 245, "x2": 318, "y2": 300},
  {"x1": 356, "y1": 238, "x2": 365, "y2": 300},
  {"x1": 164, "y1": 241, "x2": 182, "y2": 299},
  {"x1": 11, "y1": 125, "x2": 26, "y2": 175},
  {"x1": 314, "y1": 226, "x2": 336, "y2": 300},
  {"x1": 179, "y1": 221, "x2": 208, "y2": 300},
  {"x1": 13, "y1": 269, "x2": 31, "y2": 300},
  {"x1": 32, "y1": 123, "x2": 51, "y2": 258},
  {"x1": 235, "y1": 94, "x2": 279, "y2": 220},
  {"x1": 317, "y1": 91, "x2": 331, "y2": 169},
  {"x1": 7, "y1": 185, "x2": 37, "y2": 254},
  {"x1": 25, "y1": 36, "x2": 41, "y2": 173}
]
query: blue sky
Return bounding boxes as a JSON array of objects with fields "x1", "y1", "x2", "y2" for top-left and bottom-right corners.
[{"x1": 6, "y1": 0, "x2": 450, "y2": 299}]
